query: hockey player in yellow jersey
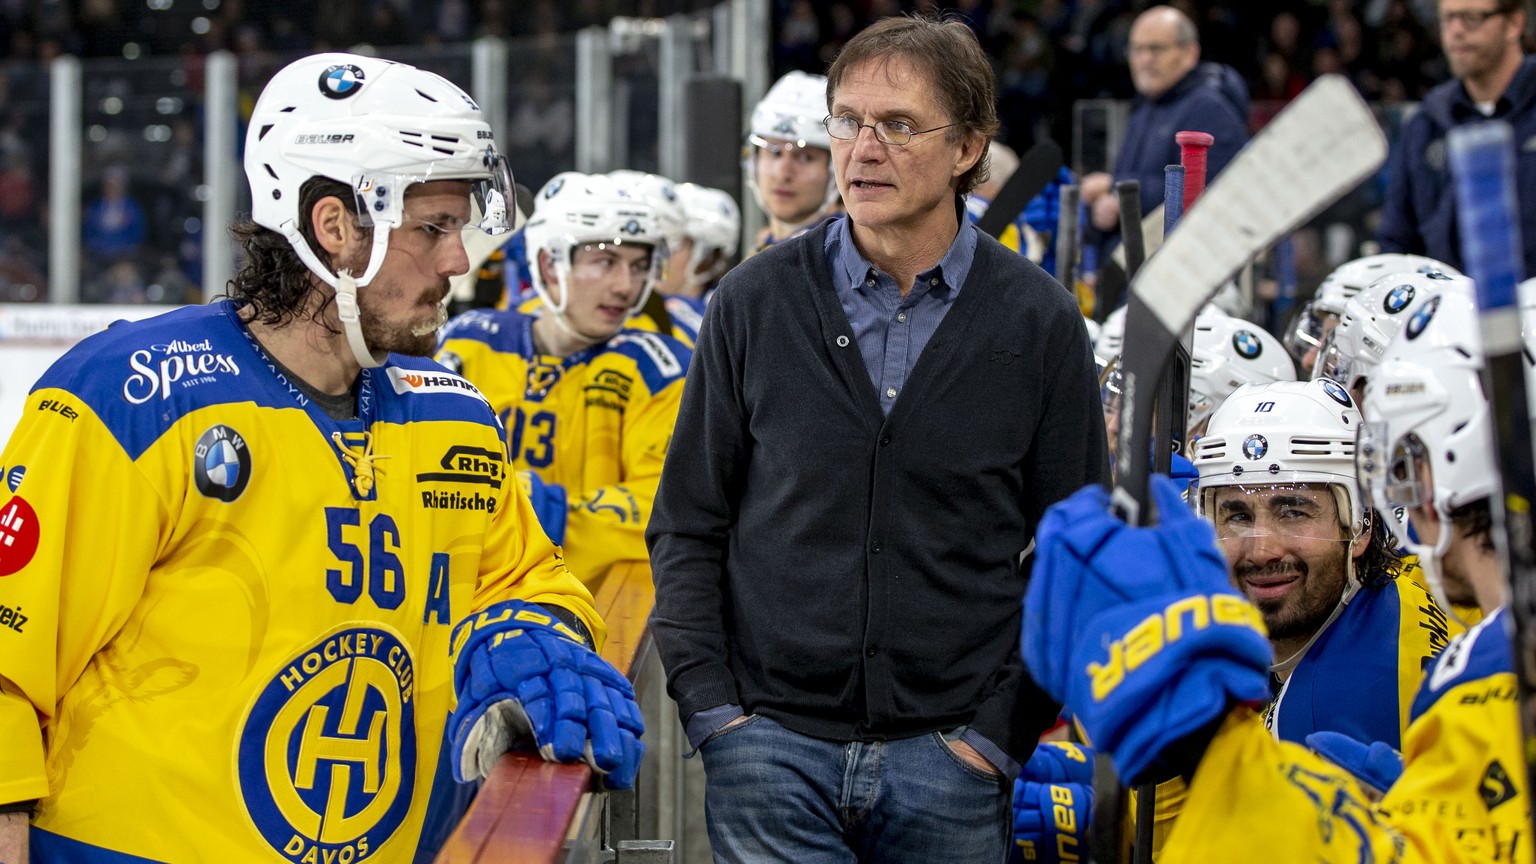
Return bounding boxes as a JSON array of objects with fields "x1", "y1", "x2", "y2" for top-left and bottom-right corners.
[
  {"x1": 0, "y1": 53, "x2": 643, "y2": 863},
  {"x1": 1022, "y1": 289, "x2": 1530, "y2": 863},
  {"x1": 437, "y1": 170, "x2": 690, "y2": 585}
]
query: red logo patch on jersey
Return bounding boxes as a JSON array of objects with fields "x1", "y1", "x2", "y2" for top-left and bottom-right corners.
[{"x1": 0, "y1": 497, "x2": 40, "y2": 576}]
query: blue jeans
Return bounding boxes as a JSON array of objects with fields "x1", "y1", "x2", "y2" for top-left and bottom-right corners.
[{"x1": 698, "y1": 715, "x2": 1011, "y2": 864}]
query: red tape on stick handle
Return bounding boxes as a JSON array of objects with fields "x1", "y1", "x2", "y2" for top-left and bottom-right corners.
[{"x1": 1176, "y1": 130, "x2": 1214, "y2": 212}]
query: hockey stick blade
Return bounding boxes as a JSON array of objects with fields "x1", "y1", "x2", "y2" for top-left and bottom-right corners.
[
  {"x1": 1112, "y1": 75, "x2": 1386, "y2": 525},
  {"x1": 1447, "y1": 120, "x2": 1536, "y2": 821},
  {"x1": 978, "y1": 139, "x2": 1064, "y2": 238}
]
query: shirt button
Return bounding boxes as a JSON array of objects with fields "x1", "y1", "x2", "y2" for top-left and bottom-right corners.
[
  {"x1": 870, "y1": 540, "x2": 882, "y2": 553},
  {"x1": 866, "y1": 278, "x2": 876, "y2": 288},
  {"x1": 897, "y1": 311, "x2": 907, "y2": 323},
  {"x1": 879, "y1": 434, "x2": 891, "y2": 446},
  {"x1": 929, "y1": 277, "x2": 939, "y2": 286},
  {"x1": 885, "y1": 386, "x2": 897, "y2": 398},
  {"x1": 865, "y1": 645, "x2": 878, "y2": 658}
]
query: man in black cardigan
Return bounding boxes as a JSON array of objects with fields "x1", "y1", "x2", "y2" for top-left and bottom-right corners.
[{"x1": 647, "y1": 15, "x2": 1109, "y2": 862}]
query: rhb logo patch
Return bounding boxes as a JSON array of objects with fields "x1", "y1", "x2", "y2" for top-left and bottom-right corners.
[{"x1": 237, "y1": 624, "x2": 417, "y2": 863}]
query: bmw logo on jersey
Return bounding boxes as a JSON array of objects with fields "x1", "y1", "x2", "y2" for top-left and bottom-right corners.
[
  {"x1": 238, "y1": 624, "x2": 417, "y2": 863},
  {"x1": 195, "y1": 424, "x2": 251, "y2": 502},
  {"x1": 319, "y1": 64, "x2": 366, "y2": 100}
]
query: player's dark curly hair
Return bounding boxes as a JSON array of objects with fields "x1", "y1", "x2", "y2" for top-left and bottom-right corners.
[
  {"x1": 226, "y1": 177, "x2": 371, "y2": 330},
  {"x1": 1355, "y1": 507, "x2": 1403, "y2": 589},
  {"x1": 1450, "y1": 499, "x2": 1495, "y2": 552}
]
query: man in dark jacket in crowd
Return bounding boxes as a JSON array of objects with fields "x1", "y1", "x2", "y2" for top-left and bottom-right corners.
[
  {"x1": 1080, "y1": 5, "x2": 1249, "y2": 237},
  {"x1": 1379, "y1": 0, "x2": 1536, "y2": 276}
]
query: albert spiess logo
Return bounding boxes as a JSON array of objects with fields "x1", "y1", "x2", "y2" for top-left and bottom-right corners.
[{"x1": 238, "y1": 624, "x2": 417, "y2": 862}]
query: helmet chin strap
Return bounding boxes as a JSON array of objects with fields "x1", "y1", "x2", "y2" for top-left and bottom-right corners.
[
  {"x1": 281, "y1": 220, "x2": 392, "y2": 369},
  {"x1": 1406, "y1": 506, "x2": 1466, "y2": 627},
  {"x1": 335, "y1": 270, "x2": 386, "y2": 369}
]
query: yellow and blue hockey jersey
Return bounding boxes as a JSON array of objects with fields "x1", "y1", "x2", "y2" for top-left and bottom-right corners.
[
  {"x1": 0, "y1": 301, "x2": 601, "y2": 862},
  {"x1": 436, "y1": 309, "x2": 689, "y2": 584},
  {"x1": 1162, "y1": 607, "x2": 1530, "y2": 863},
  {"x1": 1267, "y1": 572, "x2": 1457, "y2": 748}
]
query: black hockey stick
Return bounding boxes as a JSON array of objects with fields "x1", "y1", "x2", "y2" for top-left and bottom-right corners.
[
  {"x1": 978, "y1": 138, "x2": 1065, "y2": 239},
  {"x1": 1447, "y1": 120, "x2": 1536, "y2": 833},
  {"x1": 1058, "y1": 184, "x2": 1081, "y2": 293},
  {"x1": 1112, "y1": 74, "x2": 1385, "y2": 525}
]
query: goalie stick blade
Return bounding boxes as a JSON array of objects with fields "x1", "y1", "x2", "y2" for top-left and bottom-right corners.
[
  {"x1": 978, "y1": 138, "x2": 1064, "y2": 239},
  {"x1": 1112, "y1": 74, "x2": 1386, "y2": 525},
  {"x1": 1448, "y1": 120, "x2": 1536, "y2": 824}
]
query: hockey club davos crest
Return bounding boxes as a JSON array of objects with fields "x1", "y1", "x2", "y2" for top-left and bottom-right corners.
[
  {"x1": 194, "y1": 425, "x2": 251, "y2": 502},
  {"x1": 238, "y1": 624, "x2": 417, "y2": 862},
  {"x1": 319, "y1": 64, "x2": 366, "y2": 100},
  {"x1": 1383, "y1": 283, "x2": 1416, "y2": 314},
  {"x1": 1242, "y1": 434, "x2": 1269, "y2": 461},
  {"x1": 1322, "y1": 378, "x2": 1353, "y2": 407},
  {"x1": 1406, "y1": 294, "x2": 1441, "y2": 340},
  {"x1": 1232, "y1": 329, "x2": 1263, "y2": 359}
]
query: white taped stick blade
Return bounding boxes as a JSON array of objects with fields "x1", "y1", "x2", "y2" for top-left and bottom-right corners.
[{"x1": 1131, "y1": 75, "x2": 1387, "y2": 334}]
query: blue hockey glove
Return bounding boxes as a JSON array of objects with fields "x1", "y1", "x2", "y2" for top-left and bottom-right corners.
[
  {"x1": 1305, "y1": 731, "x2": 1403, "y2": 796},
  {"x1": 1023, "y1": 741, "x2": 1096, "y2": 786},
  {"x1": 1011, "y1": 777, "x2": 1092, "y2": 864},
  {"x1": 450, "y1": 600, "x2": 644, "y2": 788},
  {"x1": 518, "y1": 470, "x2": 568, "y2": 545},
  {"x1": 1022, "y1": 475, "x2": 1272, "y2": 785}
]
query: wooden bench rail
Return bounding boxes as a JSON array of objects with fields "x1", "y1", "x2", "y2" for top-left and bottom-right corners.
[{"x1": 435, "y1": 561, "x2": 658, "y2": 863}]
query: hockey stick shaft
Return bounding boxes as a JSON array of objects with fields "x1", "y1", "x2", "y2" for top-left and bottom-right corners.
[
  {"x1": 977, "y1": 138, "x2": 1064, "y2": 238},
  {"x1": 1112, "y1": 74, "x2": 1386, "y2": 526},
  {"x1": 1448, "y1": 121, "x2": 1536, "y2": 830},
  {"x1": 1058, "y1": 184, "x2": 1081, "y2": 290},
  {"x1": 1117, "y1": 181, "x2": 1145, "y2": 279},
  {"x1": 1176, "y1": 131, "x2": 1214, "y2": 214}
]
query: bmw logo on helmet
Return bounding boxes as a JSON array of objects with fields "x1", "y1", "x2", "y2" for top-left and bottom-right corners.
[
  {"x1": 318, "y1": 64, "x2": 366, "y2": 100},
  {"x1": 1232, "y1": 330, "x2": 1263, "y2": 359},
  {"x1": 1406, "y1": 294, "x2": 1441, "y2": 340},
  {"x1": 1383, "y1": 283, "x2": 1416, "y2": 314},
  {"x1": 623, "y1": 219, "x2": 641, "y2": 235},
  {"x1": 1242, "y1": 434, "x2": 1269, "y2": 461},
  {"x1": 774, "y1": 117, "x2": 797, "y2": 136},
  {"x1": 1322, "y1": 378, "x2": 1353, "y2": 406},
  {"x1": 544, "y1": 178, "x2": 564, "y2": 198}
]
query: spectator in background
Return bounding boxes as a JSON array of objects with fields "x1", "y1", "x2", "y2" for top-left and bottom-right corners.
[
  {"x1": 82, "y1": 165, "x2": 146, "y2": 265},
  {"x1": 1078, "y1": 5, "x2": 1249, "y2": 241},
  {"x1": 1379, "y1": 0, "x2": 1536, "y2": 275}
]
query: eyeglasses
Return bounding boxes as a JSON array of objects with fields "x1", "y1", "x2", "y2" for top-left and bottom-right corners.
[
  {"x1": 1438, "y1": 8, "x2": 1508, "y2": 29},
  {"x1": 822, "y1": 114, "x2": 958, "y2": 147}
]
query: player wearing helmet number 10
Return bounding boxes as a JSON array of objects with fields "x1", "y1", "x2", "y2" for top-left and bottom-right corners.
[{"x1": 0, "y1": 53, "x2": 641, "y2": 864}]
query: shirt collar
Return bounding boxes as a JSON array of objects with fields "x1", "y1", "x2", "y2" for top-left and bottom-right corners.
[{"x1": 827, "y1": 212, "x2": 978, "y2": 301}]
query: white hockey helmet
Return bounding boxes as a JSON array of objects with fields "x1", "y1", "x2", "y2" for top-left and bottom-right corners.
[
  {"x1": 245, "y1": 53, "x2": 514, "y2": 365},
  {"x1": 608, "y1": 169, "x2": 688, "y2": 259},
  {"x1": 1194, "y1": 378, "x2": 1366, "y2": 537},
  {"x1": 1313, "y1": 253, "x2": 1460, "y2": 317},
  {"x1": 1313, "y1": 268, "x2": 1474, "y2": 397},
  {"x1": 524, "y1": 171, "x2": 663, "y2": 324},
  {"x1": 745, "y1": 71, "x2": 839, "y2": 220},
  {"x1": 674, "y1": 182, "x2": 741, "y2": 288},
  {"x1": 1356, "y1": 291, "x2": 1497, "y2": 539},
  {"x1": 1189, "y1": 310, "x2": 1297, "y2": 435},
  {"x1": 1095, "y1": 305, "x2": 1127, "y2": 362}
]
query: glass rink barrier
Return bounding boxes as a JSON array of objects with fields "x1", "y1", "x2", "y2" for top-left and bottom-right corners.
[{"x1": 26, "y1": 0, "x2": 768, "y2": 307}]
